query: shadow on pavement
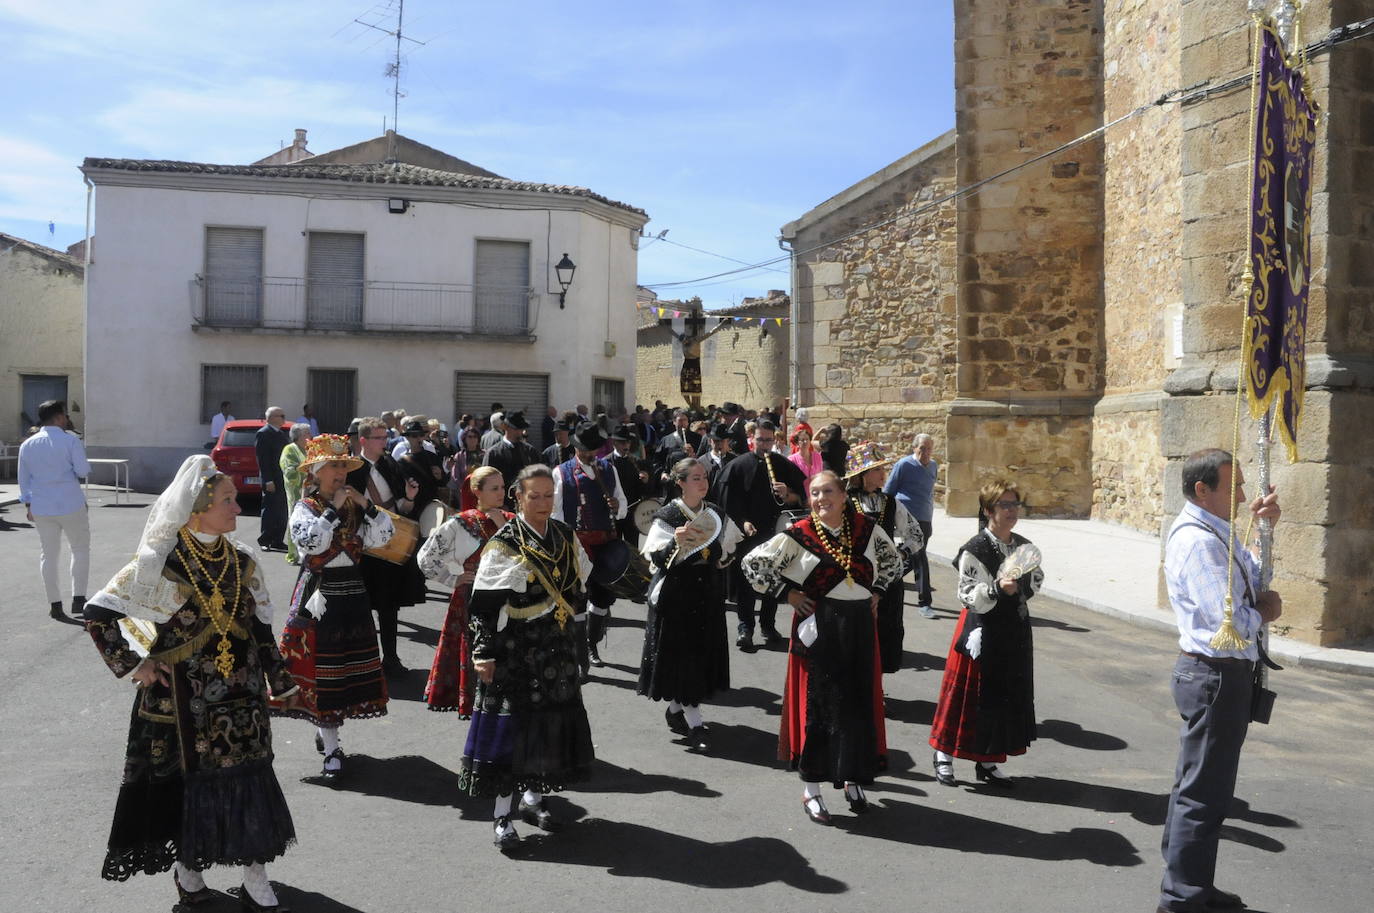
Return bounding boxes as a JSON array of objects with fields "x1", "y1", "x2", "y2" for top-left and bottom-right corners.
[
  {"x1": 993, "y1": 775, "x2": 1297, "y2": 840},
  {"x1": 898, "y1": 648, "x2": 946, "y2": 672},
  {"x1": 1037, "y1": 718, "x2": 1129, "y2": 751},
  {"x1": 1031, "y1": 615, "x2": 1092, "y2": 633},
  {"x1": 515, "y1": 818, "x2": 847, "y2": 893},
  {"x1": 692, "y1": 722, "x2": 784, "y2": 769},
  {"x1": 576, "y1": 758, "x2": 722, "y2": 798},
  {"x1": 883, "y1": 695, "x2": 936, "y2": 726},
  {"x1": 712, "y1": 685, "x2": 782, "y2": 713},
  {"x1": 383, "y1": 667, "x2": 433, "y2": 702},
  {"x1": 178, "y1": 883, "x2": 370, "y2": 912},
  {"x1": 850, "y1": 797, "x2": 1143, "y2": 866},
  {"x1": 301, "y1": 753, "x2": 482, "y2": 813},
  {"x1": 399, "y1": 618, "x2": 440, "y2": 648}
]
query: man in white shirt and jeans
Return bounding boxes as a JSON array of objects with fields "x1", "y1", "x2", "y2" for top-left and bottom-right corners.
[
  {"x1": 1158, "y1": 448, "x2": 1282, "y2": 913},
  {"x1": 17, "y1": 400, "x2": 91, "y2": 621}
]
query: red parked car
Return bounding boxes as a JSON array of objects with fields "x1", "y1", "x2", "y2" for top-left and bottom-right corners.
[{"x1": 210, "y1": 419, "x2": 294, "y2": 496}]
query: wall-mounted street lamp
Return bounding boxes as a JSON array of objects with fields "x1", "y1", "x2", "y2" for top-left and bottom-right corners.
[{"x1": 555, "y1": 253, "x2": 577, "y2": 309}]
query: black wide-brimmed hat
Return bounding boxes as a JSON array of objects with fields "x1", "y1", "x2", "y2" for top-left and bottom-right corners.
[
  {"x1": 572, "y1": 422, "x2": 607, "y2": 452},
  {"x1": 401, "y1": 419, "x2": 426, "y2": 436},
  {"x1": 610, "y1": 423, "x2": 636, "y2": 442},
  {"x1": 706, "y1": 422, "x2": 731, "y2": 441},
  {"x1": 721, "y1": 401, "x2": 742, "y2": 415},
  {"x1": 505, "y1": 410, "x2": 530, "y2": 430}
]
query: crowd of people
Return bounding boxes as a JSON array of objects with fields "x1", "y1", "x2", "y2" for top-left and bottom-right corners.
[{"x1": 16, "y1": 392, "x2": 1282, "y2": 913}]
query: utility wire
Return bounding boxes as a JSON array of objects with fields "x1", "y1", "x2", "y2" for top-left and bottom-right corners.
[{"x1": 643, "y1": 17, "x2": 1373, "y2": 292}]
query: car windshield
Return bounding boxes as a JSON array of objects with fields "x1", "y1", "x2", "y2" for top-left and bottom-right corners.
[{"x1": 222, "y1": 429, "x2": 258, "y2": 447}]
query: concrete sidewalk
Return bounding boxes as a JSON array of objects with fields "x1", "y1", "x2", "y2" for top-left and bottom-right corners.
[{"x1": 926, "y1": 506, "x2": 1374, "y2": 677}]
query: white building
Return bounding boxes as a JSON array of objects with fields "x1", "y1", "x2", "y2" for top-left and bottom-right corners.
[{"x1": 80, "y1": 132, "x2": 648, "y2": 488}]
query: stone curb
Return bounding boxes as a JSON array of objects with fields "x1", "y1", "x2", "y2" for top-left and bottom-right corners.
[{"x1": 926, "y1": 547, "x2": 1374, "y2": 679}]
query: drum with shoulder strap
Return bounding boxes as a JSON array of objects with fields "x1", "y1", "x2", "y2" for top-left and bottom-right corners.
[
  {"x1": 364, "y1": 506, "x2": 421, "y2": 564},
  {"x1": 590, "y1": 538, "x2": 653, "y2": 603},
  {"x1": 632, "y1": 497, "x2": 663, "y2": 536},
  {"x1": 418, "y1": 500, "x2": 448, "y2": 537}
]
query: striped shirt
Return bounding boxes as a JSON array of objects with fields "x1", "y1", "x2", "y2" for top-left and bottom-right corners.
[{"x1": 1164, "y1": 500, "x2": 1262, "y2": 661}]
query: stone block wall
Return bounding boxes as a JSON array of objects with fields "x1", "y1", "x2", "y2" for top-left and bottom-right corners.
[
  {"x1": 1090, "y1": 0, "x2": 1181, "y2": 531},
  {"x1": 0, "y1": 239, "x2": 85, "y2": 443},
  {"x1": 946, "y1": 410, "x2": 1095, "y2": 518},
  {"x1": 634, "y1": 321, "x2": 789, "y2": 411}
]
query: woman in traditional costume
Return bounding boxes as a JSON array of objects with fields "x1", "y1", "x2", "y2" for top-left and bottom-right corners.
[
  {"x1": 273, "y1": 434, "x2": 394, "y2": 780},
  {"x1": 929, "y1": 478, "x2": 1043, "y2": 788},
  {"x1": 460, "y1": 464, "x2": 595, "y2": 852},
  {"x1": 844, "y1": 441, "x2": 925, "y2": 674},
  {"x1": 637, "y1": 458, "x2": 742, "y2": 751},
  {"x1": 279, "y1": 422, "x2": 310, "y2": 565},
  {"x1": 418, "y1": 466, "x2": 514, "y2": 717},
  {"x1": 741, "y1": 469, "x2": 902, "y2": 824},
  {"x1": 85, "y1": 455, "x2": 298, "y2": 911}
]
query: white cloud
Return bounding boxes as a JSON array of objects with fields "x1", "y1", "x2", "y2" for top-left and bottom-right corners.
[{"x1": 0, "y1": 136, "x2": 86, "y2": 228}]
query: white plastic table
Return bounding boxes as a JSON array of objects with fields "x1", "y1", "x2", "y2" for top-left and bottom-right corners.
[{"x1": 85, "y1": 458, "x2": 132, "y2": 504}]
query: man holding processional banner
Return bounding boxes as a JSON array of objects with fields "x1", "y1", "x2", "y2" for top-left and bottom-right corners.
[{"x1": 1157, "y1": 15, "x2": 1316, "y2": 913}]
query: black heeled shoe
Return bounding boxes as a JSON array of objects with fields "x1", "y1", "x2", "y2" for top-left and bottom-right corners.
[
  {"x1": 975, "y1": 762, "x2": 1014, "y2": 788},
  {"x1": 844, "y1": 783, "x2": 870, "y2": 813},
  {"x1": 237, "y1": 884, "x2": 290, "y2": 912},
  {"x1": 174, "y1": 870, "x2": 214, "y2": 906},
  {"x1": 686, "y1": 725, "x2": 710, "y2": 751},
  {"x1": 519, "y1": 798, "x2": 562, "y2": 832},
  {"x1": 802, "y1": 794, "x2": 832, "y2": 825},
  {"x1": 493, "y1": 816, "x2": 522, "y2": 852},
  {"x1": 320, "y1": 748, "x2": 345, "y2": 780},
  {"x1": 664, "y1": 706, "x2": 688, "y2": 735},
  {"x1": 933, "y1": 752, "x2": 957, "y2": 787}
]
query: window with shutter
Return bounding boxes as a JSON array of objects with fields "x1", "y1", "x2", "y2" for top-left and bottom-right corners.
[
  {"x1": 201, "y1": 365, "x2": 266, "y2": 424},
  {"x1": 592, "y1": 378, "x2": 625, "y2": 418},
  {"x1": 454, "y1": 372, "x2": 548, "y2": 428},
  {"x1": 307, "y1": 369, "x2": 358, "y2": 435},
  {"x1": 204, "y1": 228, "x2": 263, "y2": 325},
  {"x1": 307, "y1": 232, "x2": 365, "y2": 329},
  {"x1": 474, "y1": 240, "x2": 530, "y2": 335}
]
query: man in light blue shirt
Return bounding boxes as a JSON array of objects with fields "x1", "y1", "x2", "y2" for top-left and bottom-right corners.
[
  {"x1": 294, "y1": 403, "x2": 320, "y2": 438},
  {"x1": 884, "y1": 433, "x2": 938, "y2": 615},
  {"x1": 1158, "y1": 448, "x2": 1282, "y2": 913},
  {"x1": 17, "y1": 399, "x2": 91, "y2": 621}
]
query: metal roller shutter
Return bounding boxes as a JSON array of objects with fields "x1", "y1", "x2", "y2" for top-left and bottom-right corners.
[
  {"x1": 307, "y1": 232, "x2": 364, "y2": 329},
  {"x1": 307, "y1": 368, "x2": 357, "y2": 435},
  {"x1": 205, "y1": 227, "x2": 263, "y2": 324},
  {"x1": 454, "y1": 371, "x2": 548, "y2": 427},
  {"x1": 474, "y1": 240, "x2": 530, "y2": 334}
]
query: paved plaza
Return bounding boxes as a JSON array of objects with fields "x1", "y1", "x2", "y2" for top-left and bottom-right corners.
[{"x1": 2, "y1": 491, "x2": 1371, "y2": 913}]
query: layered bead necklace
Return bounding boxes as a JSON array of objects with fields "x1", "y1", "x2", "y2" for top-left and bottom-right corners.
[
  {"x1": 178, "y1": 527, "x2": 242, "y2": 678},
  {"x1": 811, "y1": 511, "x2": 855, "y2": 583}
]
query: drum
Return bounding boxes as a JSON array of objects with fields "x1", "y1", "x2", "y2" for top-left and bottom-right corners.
[
  {"x1": 418, "y1": 500, "x2": 448, "y2": 537},
  {"x1": 364, "y1": 507, "x2": 421, "y2": 564},
  {"x1": 775, "y1": 509, "x2": 809, "y2": 534},
  {"x1": 589, "y1": 538, "x2": 653, "y2": 603},
  {"x1": 632, "y1": 498, "x2": 663, "y2": 536}
]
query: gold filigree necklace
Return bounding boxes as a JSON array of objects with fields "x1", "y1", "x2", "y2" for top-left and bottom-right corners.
[
  {"x1": 178, "y1": 528, "x2": 241, "y2": 678},
  {"x1": 811, "y1": 512, "x2": 854, "y2": 583}
]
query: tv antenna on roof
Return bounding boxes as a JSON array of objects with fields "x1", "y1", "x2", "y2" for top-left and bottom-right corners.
[{"x1": 353, "y1": 0, "x2": 426, "y2": 162}]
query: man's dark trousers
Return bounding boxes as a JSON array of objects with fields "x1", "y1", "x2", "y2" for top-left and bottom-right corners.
[{"x1": 1159, "y1": 653, "x2": 1253, "y2": 912}]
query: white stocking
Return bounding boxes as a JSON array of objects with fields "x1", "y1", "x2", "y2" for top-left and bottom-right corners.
[
  {"x1": 683, "y1": 704, "x2": 704, "y2": 729},
  {"x1": 802, "y1": 781, "x2": 823, "y2": 799},
  {"x1": 175, "y1": 862, "x2": 205, "y2": 892},
  {"x1": 522, "y1": 789, "x2": 542, "y2": 807},
  {"x1": 493, "y1": 793, "x2": 514, "y2": 820},
  {"x1": 241, "y1": 863, "x2": 277, "y2": 906},
  {"x1": 318, "y1": 726, "x2": 340, "y2": 754},
  {"x1": 667, "y1": 699, "x2": 683, "y2": 714},
  {"x1": 935, "y1": 750, "x2": 953, "y2": 763}
]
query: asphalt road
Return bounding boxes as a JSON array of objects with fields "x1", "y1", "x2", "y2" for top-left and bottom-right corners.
[{"x1": 1, "y1": 494, "x2": 1371, "y2": 913}]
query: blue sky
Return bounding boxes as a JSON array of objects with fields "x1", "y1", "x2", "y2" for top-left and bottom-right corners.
[{"x1": 0, "y1": 0, "x2": 953, "y2": 308}]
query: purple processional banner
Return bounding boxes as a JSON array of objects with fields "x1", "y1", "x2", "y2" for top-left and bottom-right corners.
[{"x1": 1243, "y1": 22, "x2": 1317, "y2": 462}]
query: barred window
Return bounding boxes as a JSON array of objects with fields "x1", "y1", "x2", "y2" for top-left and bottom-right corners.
[{"x1": 201, "y1": 364, "x2": 266, "y2": 424}]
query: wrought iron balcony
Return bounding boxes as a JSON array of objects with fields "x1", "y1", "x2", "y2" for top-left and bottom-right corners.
[{"x1": 191, "y1": 275, "x2": 537, "y2": 337}]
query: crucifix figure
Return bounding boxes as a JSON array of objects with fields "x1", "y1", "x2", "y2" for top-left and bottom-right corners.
[{"x1": 666, "y1": 312, "x2": 728, "y2": 410}]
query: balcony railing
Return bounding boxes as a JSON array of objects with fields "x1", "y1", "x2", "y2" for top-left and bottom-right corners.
[{"x1": 191, "y1": 276, "x2": 536, "y2": 336}]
